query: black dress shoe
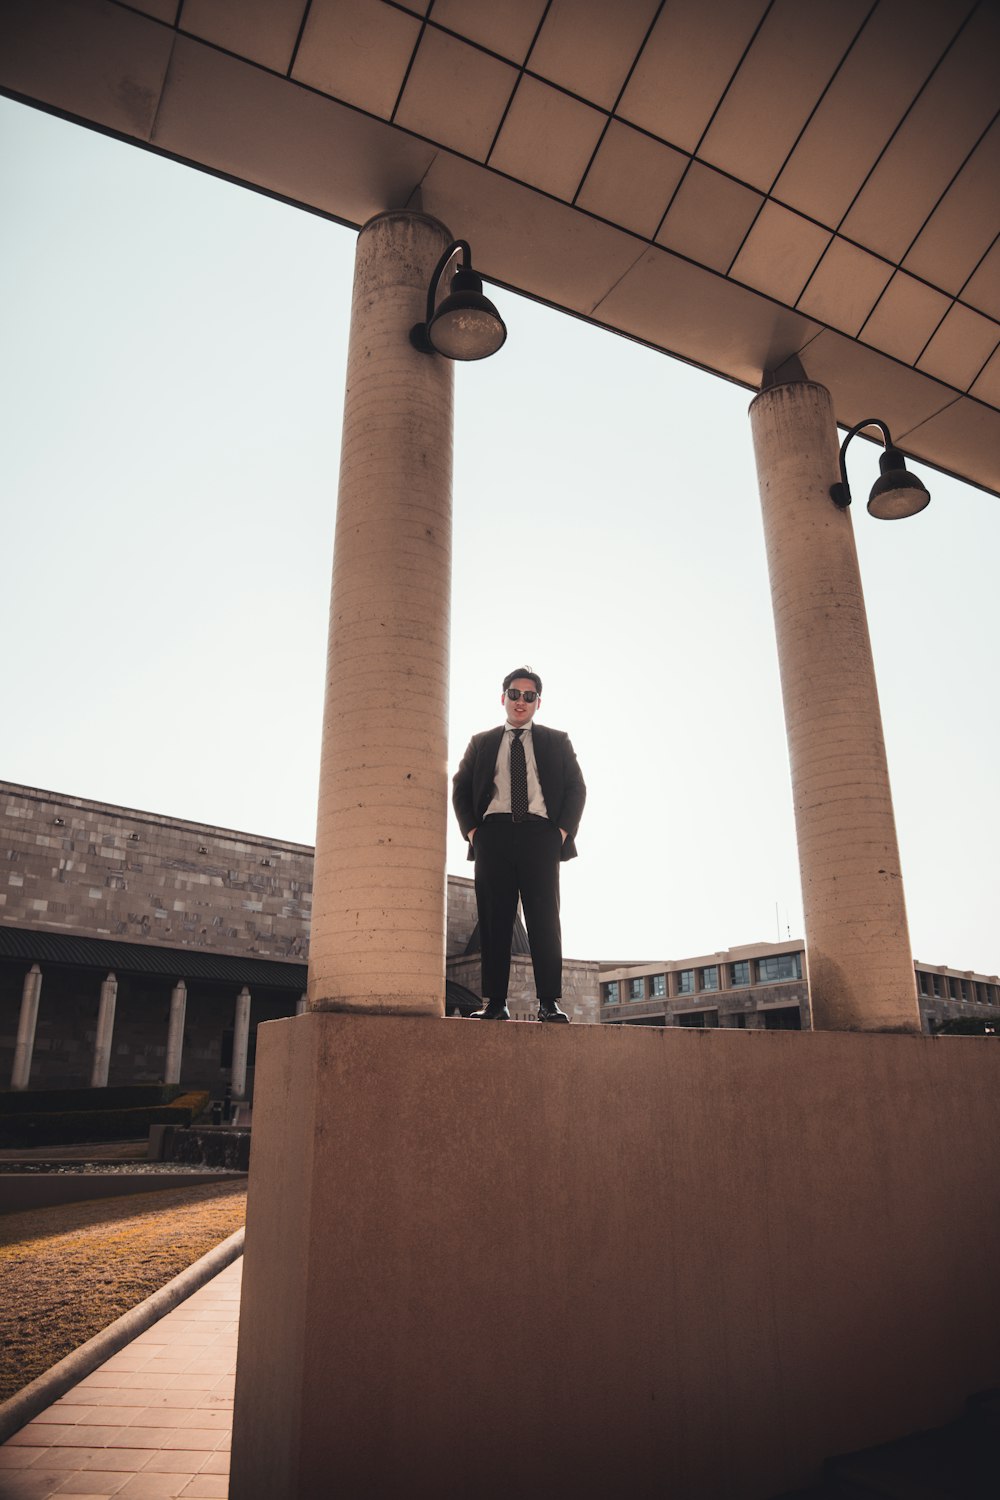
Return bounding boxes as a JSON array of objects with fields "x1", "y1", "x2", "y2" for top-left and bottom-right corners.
[
  {"x1": 537, "y1": 1000, "x2": 570, "y2": 1023},
  {"x1": 470, "y1": 1000, "x2": 510, "y2": 1020}
]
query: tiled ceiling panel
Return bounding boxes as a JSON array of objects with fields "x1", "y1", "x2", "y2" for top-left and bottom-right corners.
[
  {"x1": 697, "y1": 0, "x2": 870, "y2": 192},
  {"x1": 430, "y1": 0, "x2": 545, "y2": 66},
  {"x1": 656, "y1": 163, "x2": 763, "y2": 274},
  {"x1": 796, "y1": 239, "x2": 894, "y2": 337},
  {"x1": 617, "y1": 0, "x2": 768, "y2": 154},
  {"x1": 528, "y1": 0, "x2": 660, "y2": 113},
  {"x1": 292, "y1": 0, "x2": 421, "y2": 119},
  {"x1": 858, "y1": 272, "x2": 952, "y2": 365},
  {"x1": 0, "y1": 0, "x2": 174, "y2": 140},
  {"x1": 840, "y1": 4, "x2": 1000, "y2": 264},
  {"x1": 771, "y1": 0, "x2": 971, "y2": 228},
  {"x1": 902, "y1": 117, "x2": 1000, "y2": 297},
  {"x1": 394, "y1": 29, "x2": 517, "y2": 160},
  {"x1": 802, "y1": 330, "x2": 956, "y2": 444},
  {"x1": 593, "y1": 248, "x2": 822, "y2": 389},
  {"x1": 489, "y1": 75, "x2": 605, "y2": 201},
  {"x1": 4, "y1": 0, "x2": 1000, "y2": 497},
  {"x1": 131, "y1": 0, "x2": 180, "y2": 21},
  {"x1": 916, "y1": 304, "x2": 1000, "y2": 391},
  {"x1": 729, "y1": 203, "x2": 831, "y2": 303},
  {"x1": 153, "y1": 35, "x2": 435, "y2": 226},
  {"x1": 900, "y1": 397, "x2": 1000, "y2": 481},
  {"x1": 419, "y1": 151, "x2": 645, "y2": 315},
  {"x1": 575, "y1": 122, "x2": 686, "y2": 238},
  {"x1": 180, "y1": 0, "x2": 306, "y2": 74}
]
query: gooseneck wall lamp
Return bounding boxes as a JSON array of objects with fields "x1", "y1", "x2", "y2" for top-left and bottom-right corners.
[
  {"x1": 410, "y1": 239, "x2": 507, "y2": 361},
  {"x1": 830, "y1": 418, "x2": 931, "y2": 520}
]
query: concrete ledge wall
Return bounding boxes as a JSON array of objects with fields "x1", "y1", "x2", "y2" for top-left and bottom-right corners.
[
  {"x1": 231, "y1": 1015, "x2": 1000, "y2": 1499},
  {"x1": 0, "y1": 1171, "x2": 245, "y2": 1214}
]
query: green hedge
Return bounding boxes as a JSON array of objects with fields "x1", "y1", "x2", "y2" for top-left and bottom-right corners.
[
  {"x1": 0, "y1": 1084, "x2": 184, "y2": 1116},
  {"x1": 0, "y1": 1090, "x2": 211, "y2": 1149}
]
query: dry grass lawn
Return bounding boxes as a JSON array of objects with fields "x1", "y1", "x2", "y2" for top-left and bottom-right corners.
[{"x1": 0, "y1": 1179, "x2": 246, "y2": 1402}]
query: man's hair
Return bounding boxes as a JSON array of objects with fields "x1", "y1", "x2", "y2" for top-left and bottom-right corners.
[{"x1": 502, "y1": 666, "x2": 542, "y2": 695}]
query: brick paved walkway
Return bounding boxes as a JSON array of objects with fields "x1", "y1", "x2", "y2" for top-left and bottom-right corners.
[{"x1": 0, "y1": 1259, "x2": 241, "y2": 1499}]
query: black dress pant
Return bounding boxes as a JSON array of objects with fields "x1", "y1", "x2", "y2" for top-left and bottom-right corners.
[{"x1": 473, "y1": 815, "x2": 563, "y2": 1001}]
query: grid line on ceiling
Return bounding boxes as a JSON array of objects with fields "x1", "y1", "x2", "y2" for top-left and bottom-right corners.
[
  {"x1": 570, "y1": 0, "x2": 668, "y2": 208},
  {"x1": 957, "y1": 226, "x2": 1000, "y2": 307},
  {"x1": 390, "y1": 1, "x2": 432, "y2": 125},
  {"x1": 855, "y1": 99, "x2": 1000, "y2": 358},
  {"x1": 829, "y1": 0, "x2": 980, "y2": 239},
  {"x1": 653, "y1": 0, "x2": 777, "y2": 257},
  {"x1": 780, "y1": 1, "x2": 883, "y2": 314},
  {"x1": 964, "y1": 331, "x2": 1000, "y2": 394},
  {"x1": 286, "y1": 0, "x2": 314, "y2": 79},
  {"x1": 484, "y1": 0, "x2": 555, "y2": 166},
  {"x1": 724, "y1": 1, "x2": 887, "y2": 284},
  {"x1": 765, "y1": 0, "x2": 880, "y2": 199},
  {"x1": 899, "y1": 101, "x2": 1000, "y2": 280}
]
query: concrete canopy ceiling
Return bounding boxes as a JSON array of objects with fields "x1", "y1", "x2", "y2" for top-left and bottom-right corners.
[{"x1": 3, "y1": 0, "x2": 999, "y2": 495}]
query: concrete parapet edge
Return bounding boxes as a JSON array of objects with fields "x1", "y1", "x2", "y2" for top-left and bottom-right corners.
[
  {"x1": 0, "y1": 1226, "x2": 244, "y2": 1444},
  {"x1": 0, "y1": 1171, "x2": 245, "y2": 1215}
]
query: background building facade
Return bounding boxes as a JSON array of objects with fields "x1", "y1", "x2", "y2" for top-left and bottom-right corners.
[
  {"x1": 600, "y1": 943, "x2": 1000, "y2": 1035},
  {"x1": 0, "y1": 782, "x2": 600, "y2": 1093}
]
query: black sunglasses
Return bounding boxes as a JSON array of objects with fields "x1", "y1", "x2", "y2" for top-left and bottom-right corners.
[{"x1": 505, "y1": 688, "x2": 538, "y2": 702}]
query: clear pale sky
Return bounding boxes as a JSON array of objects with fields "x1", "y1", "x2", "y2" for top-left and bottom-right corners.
[{"x1": 2, "y1": 96, "x2": 997, "y2": 974}]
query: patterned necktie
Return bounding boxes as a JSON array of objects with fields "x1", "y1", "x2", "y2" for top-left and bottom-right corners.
[{"x1": 510, "y1": 729, "x2": 528, "y2": 823}]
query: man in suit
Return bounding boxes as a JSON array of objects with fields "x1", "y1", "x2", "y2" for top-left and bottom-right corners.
[{"x1": 452, "y1": 667, "x2": 586, "y2": 1022}]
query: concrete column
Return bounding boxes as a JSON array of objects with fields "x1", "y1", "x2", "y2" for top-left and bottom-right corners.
[
  {"x1": 11, "y1": 964, "x2": 43, "y2": 1090},
  {"x1": 164, "y1": 979, "x2": 187, "y2": 1085},
  {"x1": 231, "y1": 986, "x2": 251, "y2": 1099},
  {"x1": 295, "y1": 993, "x2": 307, "y2": 1016},
  {"x1": 309, "y1": 211, "x2": 455, "y2": 1016},
  {"x1": 749, "y1": 381, "x2": 920, "y2": 1032},
  {"x1": 90, "y1": 971, "x2": 118, "y2": 1087}
]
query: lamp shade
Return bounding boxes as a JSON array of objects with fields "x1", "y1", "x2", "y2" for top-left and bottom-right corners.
[
  {"x1": 867, "y1": 447, "x2": 931, "y2": 520},
  {"x1": 426, "y1": 268, "x2": 507, "y2": 360}
]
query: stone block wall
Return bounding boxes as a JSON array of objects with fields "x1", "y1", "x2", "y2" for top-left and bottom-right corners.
[
  {"x1": 445, "y1": 875, "x2": 478, "y2": 956},
  {"x1": 1, "y1": 782, "x2": 313, "y2": 961}
]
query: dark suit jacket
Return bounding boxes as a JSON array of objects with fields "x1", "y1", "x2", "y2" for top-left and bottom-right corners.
[{"x1": 452, "y1": 723, "x2": 586, "y2": 862}]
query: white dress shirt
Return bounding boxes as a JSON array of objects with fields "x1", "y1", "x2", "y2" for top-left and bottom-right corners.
[{"x1": 484, "y1": 723, "x2": 549, "y2": 819}]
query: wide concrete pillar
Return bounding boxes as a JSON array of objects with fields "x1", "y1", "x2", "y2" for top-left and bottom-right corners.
[
  {"x1": 750, "y1": 381, "x2": 919, "y2": 1032},
  {"x1": 164, "y1": 979, "x2": 187, "y2": 1085},
  {"x1": 90, "y1": 971, "x2": 118, "y2": 1087},
  {"x1": 11, "y1": 964, "x2": 43, "y2": 1090},
  {"x1": 309, "y1": 210, "x2": 455, "y2": 1017},
  {"x1": 231, "y1": 986, "x2": 251, "y2": 1099}
]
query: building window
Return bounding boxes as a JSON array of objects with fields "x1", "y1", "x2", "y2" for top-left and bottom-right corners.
[
  {"x1": 603, "y1": 982, "x2": 619, "y2": 1004},
  {"x1": 629, "y1": 977, "x2": 645, "y2": 1001},
  {"x1": 949, "y1": 977, "x2": 960, "y2": 1000},
  {"x1": 700, "y1": 965, "x2": 719, "y2": 991},
  {"x1": 677, "y1": 1010, "x2": 719, "y2": 1028},
  {"x1": 756, "y1": 952, "x2": 802, "y2": 983},
  {"x1": 677, "y1": 969, "x2": 694, "y2": 995},
  {"x1": 730, "y1": 960, "x2": 750, "y2": 987},
  {"x1": 960, "y1": 979, "x2": 970, "y2": 1002},
  {"x1": 931, "y1": 975, "x2": 941, "y2": 997},
  {"x1": 651, "y1": 973, "x2": 666, "y2": 997},
  {"x1": 917, "y1": 971, "x2": 929, "y2": 995}
]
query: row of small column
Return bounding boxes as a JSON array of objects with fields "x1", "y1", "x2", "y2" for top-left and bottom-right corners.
[{"x1": 10, "y1": 965, "x2": 307, "y2": 1094}]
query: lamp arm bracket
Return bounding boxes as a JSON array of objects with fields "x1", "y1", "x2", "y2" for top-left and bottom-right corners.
[
  {"x1": 422, "y1": 239, "x2": 469, "y2": 327},
  {"x1": 831, "y1": 417, "x2": 895, "y2": 508}
]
